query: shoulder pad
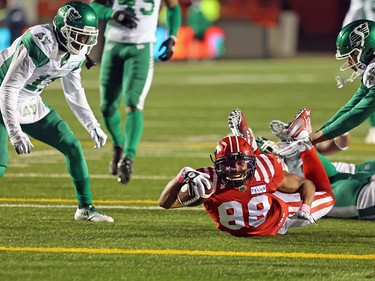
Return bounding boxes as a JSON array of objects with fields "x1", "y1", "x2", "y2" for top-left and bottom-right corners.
[{"x1": 21, "y1": 24, "x2": 57, "y2": 67}]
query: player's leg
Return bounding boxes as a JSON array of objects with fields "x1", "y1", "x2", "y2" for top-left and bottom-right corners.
[
  {"x1": 327, "y1": 170, "x2": 374, "y2": 219},
  {"x1": 356, "y1": 179, "x2": 375, "y2": 219},
  {"x1": 100, "y1": 39, "x2": 126, "y2": 175},
  {"x1": 0, "y1": 116, "x2": 8, "y2": 177},
  {"x1": 296, "y1": 144, "x2": 336, "y2": 221},
  {"x1": 277, "y1": 139, "x2": 335, "y2": 229},
  {"x1": 118, "y1": 43, "x2": 154, "y2": 184},
  {"x1": 23, "y1": 110, "x2": 113, "y2": 222}
]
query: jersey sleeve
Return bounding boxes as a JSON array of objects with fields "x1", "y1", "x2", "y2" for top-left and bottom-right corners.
[
  {"x1": 0, "y1": 44, "x2": 35, "y2": 137},
  {"x1": 61, "y1": 68, "x2": 100, "y2": 133},
  {"x1": 90, "y1": 1, "x2": 114, "y2": 21},
  {"x1": 20, "y1": 28, "x2": 53, "y2": 68},
  {"x1": 321, "y1": 84, "x2": 375, "y2": 139}
]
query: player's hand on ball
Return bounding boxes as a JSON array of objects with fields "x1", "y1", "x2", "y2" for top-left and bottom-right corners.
[
  {"x1": 112, "y1": 10, "x2": 139, "y2": 29},
  {"x1": 183, "y1": 169, "x2": 211, "y2": 197},
  {"x1": 10, "y1": 131, "x2": 34, "y2": 154},
  {"x1": 90, "y1": 126, "x2": 107, "y2": 149},
  {"x1": 158, "y1": 37, "x2": 176, "y2": 61},
  {"x1": 176, "y1": 167, "x2": 213, "y2": 206}
]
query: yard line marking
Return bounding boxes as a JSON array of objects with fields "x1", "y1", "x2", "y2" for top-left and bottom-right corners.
[
  {"x1": 0, "y1": 198, "x2": 159, "y2": 204},
  {"x1": 0, "y1": 203, "x2": 203, "y2": 211},
  {"x1": 0, "y1": 246, "x2": 374, "y2": 260},
  {"x1": 5, "y1": 173, "x2": 170, "y2": 180}
]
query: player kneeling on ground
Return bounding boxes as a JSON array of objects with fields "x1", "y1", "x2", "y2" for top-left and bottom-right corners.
[
  {"x1": 0, "y1": 1, "x2": 113, "y2": 222},
  {"x1": 159, "y1": 135, "x2": 335, "y2": 237}
]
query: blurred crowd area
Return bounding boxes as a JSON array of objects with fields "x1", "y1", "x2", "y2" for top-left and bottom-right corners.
[{"x1": 0, "y1": 0, "x2": 352, "y2": 59}]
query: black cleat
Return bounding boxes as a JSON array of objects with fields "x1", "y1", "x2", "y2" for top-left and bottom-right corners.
[
  {"x1": 117, "y1": 156, "x2": 133, "y2": 184},
  {"x1": 109, "y1": 146, "x2": 123, "y2": 175}
]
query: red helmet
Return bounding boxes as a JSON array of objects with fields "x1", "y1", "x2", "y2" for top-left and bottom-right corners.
[{"x1": 213, "y1": 135, "x2": 256, "y2": 187}]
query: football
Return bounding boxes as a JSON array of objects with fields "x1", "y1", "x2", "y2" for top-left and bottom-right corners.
[{"x1": 177, "y1": 181, "x2": 213, "y2": 207}]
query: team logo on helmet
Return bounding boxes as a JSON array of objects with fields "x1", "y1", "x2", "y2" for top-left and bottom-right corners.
[
  {"x1": 60, "y1": 5, "x2": 82, "y2": 22},
  {"x1": 349, "y1": 22, "x2": 370, "y2": 49}
]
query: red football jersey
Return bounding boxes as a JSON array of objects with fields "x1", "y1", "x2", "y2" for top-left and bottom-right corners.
[{"x1": 198, "y1": 154, "x2": 288, "y2": 236}]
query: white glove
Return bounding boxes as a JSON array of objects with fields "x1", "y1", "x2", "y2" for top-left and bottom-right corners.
[
  {"x1": 290, "y1": 204, "x2": 316, "y2": 224},
  {"x1": 277, "y1": 138, "x2": 312, "y2": 157},
  {"x1": 90, "y1": 126, "x2": 107, "y2": 149},
  {"x1": 10, "y1": 131, "x2": 34, "y2": 154},
  {"x1": 177, "y1": 167, "x2": 212, "y2": 197}
]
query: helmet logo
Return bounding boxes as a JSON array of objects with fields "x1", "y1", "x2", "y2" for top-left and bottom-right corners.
[
  {"x1": 350, "y1": 22, "x2": 370, "y2": 48},
  {"x1": 60, "y1": 5, "x2": 82, "y2": 23}
]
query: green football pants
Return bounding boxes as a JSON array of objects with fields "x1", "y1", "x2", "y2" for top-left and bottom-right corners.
[
  {"x1": 0, "y1": 109, "x2": 93, "y2": 206},
  {"x1": 99, "y1": 40, "x2": 154, "y2": 160}
]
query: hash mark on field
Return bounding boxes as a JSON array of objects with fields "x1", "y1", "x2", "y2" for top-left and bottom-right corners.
[
  {"x1": 5, "y1": 173, "x2": 170, "y2": 180},
  {"x1": 0, "y1": 203, "x2": 203, "y2": 211},
  {"x1": 0, "y1": 246, "x2": 374, "y2": 260}
]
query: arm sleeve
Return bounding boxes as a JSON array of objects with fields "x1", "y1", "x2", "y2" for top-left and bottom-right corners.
[
  {"x1": 61, "y1": 68, "x2": 100, "y2": 133},
  {"x1": 166, "y1": 3, "x2": 182, "y2": 37},
  {"x1": 321, "y1": 85, "x2": 375, "y2": 139},
  {"x1": 90, "y1": 1, "x2": 114, "y2": 21},
  {"x1": 0, "y1": 45, "x2": 35, "y2": 137}
]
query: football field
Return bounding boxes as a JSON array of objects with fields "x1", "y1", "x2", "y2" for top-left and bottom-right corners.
[{"x1": 1, "y1": 56, "x2": 374, "y2": 281}]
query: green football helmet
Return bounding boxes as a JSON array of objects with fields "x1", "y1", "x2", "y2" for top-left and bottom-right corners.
[
  {"x1": 53, "y1": 1, "x2": 98, "y2": 55},
  {"x1": 335, "y1": 20, "x2": 375, "y2": 86}
]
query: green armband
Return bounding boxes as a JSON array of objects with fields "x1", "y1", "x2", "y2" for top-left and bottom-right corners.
[
  {"x1": 90, "y1": 2, "x2": 113, "y2": 21},
  {"x1": 166, "y1": 4, "x2": 182, "y2": 38}
]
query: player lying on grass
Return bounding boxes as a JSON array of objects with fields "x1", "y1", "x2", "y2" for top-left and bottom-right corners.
[
  {"x1": 159, "y1": 119, "x2": 335, "y2": 236},
  {"x1": 0, "y1": 1, "x2": 113, "y2": 222},
  {"x1": 267, "y1": 108, "x2": 375, "y2": 220}
]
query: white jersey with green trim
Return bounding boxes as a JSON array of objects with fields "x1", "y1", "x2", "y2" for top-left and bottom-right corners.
[
  {"x1": 106, "y1": 0, "x2": 161, "y2": 44},
  {"x1": 0, "y1": 23, "x2": 100, "y2": 136}
]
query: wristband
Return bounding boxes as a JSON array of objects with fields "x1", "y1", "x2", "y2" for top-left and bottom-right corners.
[
  {"x1": 176, "y1": 167, "x2": 186, "y2": 183},
  {"x1": 300, "y1": 203, "x2": 311, "y2": 212},
  {"x1": 333, "y1": 137, "x2": 348, "y2": 150}
]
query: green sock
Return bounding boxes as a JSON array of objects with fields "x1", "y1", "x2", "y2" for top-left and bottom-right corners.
[
  {"x1": 74, "y1": 177, "x2": 93, "y2": 207},
  {"x1": 103, "y1": 110, "x2": 125, "y2": 146},
  {"x1": 124, "y1": 110, "x2": 143, "y2": 160}
]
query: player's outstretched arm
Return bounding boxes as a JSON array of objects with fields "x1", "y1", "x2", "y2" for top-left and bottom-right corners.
[
  {"x1": 159, "y1": 177, "x2": 184, "y2": 209},
  {"x1": 315, "y1": 133, "x2": 350, "y2": 155},
  {"x1": 277, "y1": 174, "x2": 316, "y2": 224}
]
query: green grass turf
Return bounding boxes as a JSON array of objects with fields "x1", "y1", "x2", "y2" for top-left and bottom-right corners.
[{"x1": 0, "y1": 56, "x2": 374, "y2": 281}]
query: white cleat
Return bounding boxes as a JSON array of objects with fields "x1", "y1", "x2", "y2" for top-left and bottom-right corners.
[
  {"x1": 74, "y1": 205, "x2": 114, "y2": 222},
  {"x1": 270, "y1": 120, "x2": 289, "y2": 140},
  {"x1": 285, "y1": 108, "x2": 312, "y2": 140}
]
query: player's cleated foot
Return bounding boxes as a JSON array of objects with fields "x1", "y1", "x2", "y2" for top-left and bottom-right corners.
[
  {"x1": 74, "y1": 205, "x2": 114, "y2": 222},
  {"x1": 117, "y1": 156, "x2": 133, "y2": 184},
  {"x1": 109, "y1": 146, "x2": 123, "y2": 175},
  {"x1": 270, "y1": 120, "x2": 289, "y2": 140},
  {"x1": 227, "y1": 108, "x2": 255, "y2": 145},
  {"x1": 228, "y1": 108, "x2": 244, "y2": 137},
  {"x1": 285, "y1": 108, "x2": 312, "y2": 140},
  {"x1": 255, "y1": 136, "x2": 279, "y2": 154},
  {"x1": 365, "y1": 127, "x2": 375, "y2": 144}
]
